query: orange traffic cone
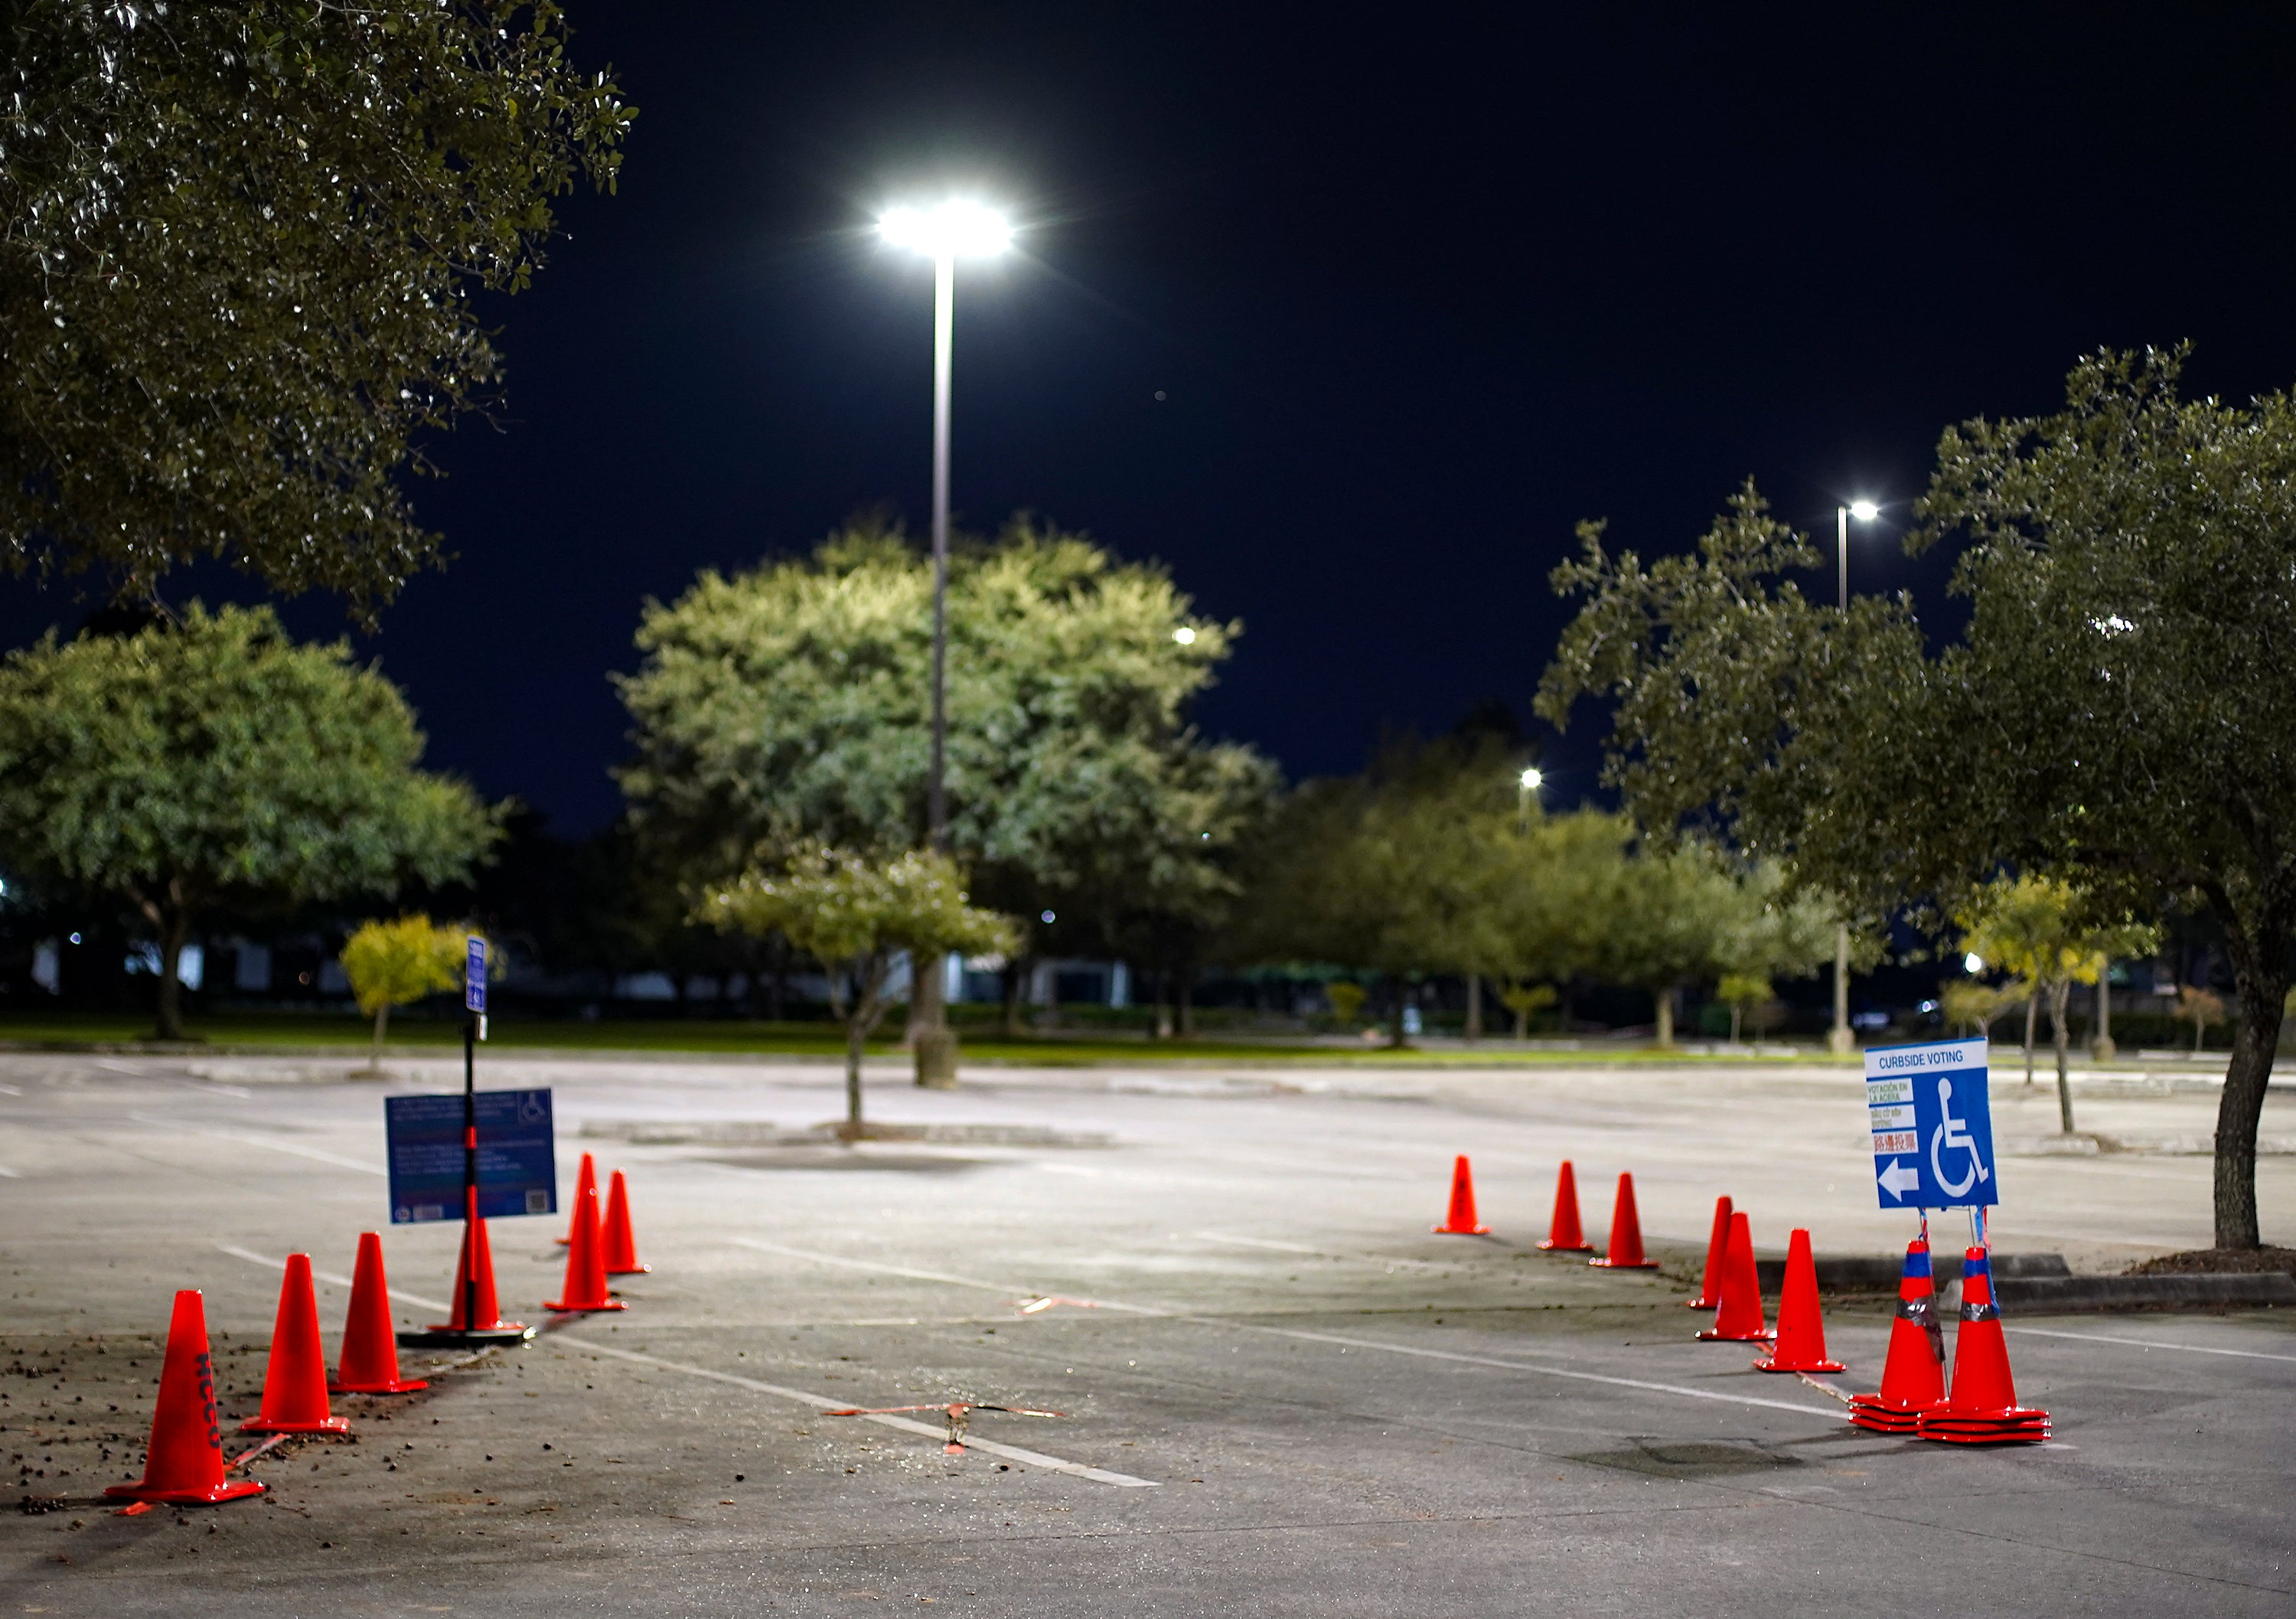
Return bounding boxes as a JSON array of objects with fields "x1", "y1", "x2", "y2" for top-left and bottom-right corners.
[
  {"x1": 602, "y1": 1169, "x2": 651, "y2": 1274},
  {"x1": 1849, "y1": 1237, "x2": 1947, "y2": 1433},
  {"x1": 1695, "y1": 1212, "x2": 1773, "y2": 1342},
  {"x1": 1589, "y1": 1172, "x2": 1661, "y2": 1269},
  {"x1": 1432, "y1": 1155, "x2": 1491, "y2": 1235},
  {"x1": 556, "y1": 1151, "x2": 597, "y2": 1245},
  {"x1": 1754, "y1": 1229, "x2": 1844, "y2": 1372},
  {"x1": 1537, "y1": 1160, "x2": 1594, "y2": 1252},
  {"x1": 331, "y1": 1233, "x2": 426, "y2": 1395},
  {"x1": 1917, "y1": 1249, "x2": 2049, "y2": 1444},
  {"x1": 1684, "y1": 1196, "x2": 1733, "y2": 1307},
  {"x1": 442, "y1": 1214, "x2": 521, "y2": 1332},
  {"x1": 106, "y1": 1291, "x2": 266, "y2": 1506},
  {"x1": 545, "y1": 1178, "x2": 627, "y2": 1313},
  {"x1": 240, "y1": 1254, "x2": 351, "y2": 1434}
]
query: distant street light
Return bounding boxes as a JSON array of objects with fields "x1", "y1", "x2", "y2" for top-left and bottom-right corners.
[
  {"x1": 879, "y1": 198, "x2": 1012, "y2": 1077},
  {"x1": 1517, "y1": 766, "x2": 1543, "y2": 830},
  {"x1": 878, "y1": 200, "x2": 1013, "y2": 854},
  {"x1": 1829, "y1": 499, "x2": 1883, "y2": 1056}
]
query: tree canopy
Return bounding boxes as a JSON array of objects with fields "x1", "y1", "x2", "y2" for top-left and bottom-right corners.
[
  {"x1": 0, "y1": 604, "x2": 499, "y2": 1036},
  {"x1": 1, "y1": 0, "x2": 632, "y2": 615},
  {"x1": 1540, "y1": 348, "x2": 2296, "y2": 1246},
  {"x1": 618, "y1": 518, "x2": 1275, "y2": 974},
  {"x1": 698, "y1": 845, "x2": 1016, "y2": 1133}
]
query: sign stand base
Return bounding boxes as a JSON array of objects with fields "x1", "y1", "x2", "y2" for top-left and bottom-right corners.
[{"x1": 396, "y1": 1324, "x2": 536, "y2": 1350}]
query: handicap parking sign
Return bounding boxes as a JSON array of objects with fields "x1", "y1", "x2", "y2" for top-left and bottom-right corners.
[{"x1": 1864, "y1": 1039, "x2": 1998, "y2": 1210}]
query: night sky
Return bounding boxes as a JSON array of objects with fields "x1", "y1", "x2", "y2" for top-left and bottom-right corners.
[{"x1": 8, "y1": 7, "x2": 2295, "y2": 833}]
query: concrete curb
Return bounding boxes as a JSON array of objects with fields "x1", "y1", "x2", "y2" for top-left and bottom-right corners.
[
  {"x1": 1755, "y1": 1252, "x2": 2069, "y2": 1294},
  {"x1": 1952, "y1": 1272, "x2": 2296, "y2": 1312}
]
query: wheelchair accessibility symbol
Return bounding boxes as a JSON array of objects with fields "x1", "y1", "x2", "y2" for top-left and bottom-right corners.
[{"x1": 1929, "y1": 1077, "x2": 1992, "y2": 1200}]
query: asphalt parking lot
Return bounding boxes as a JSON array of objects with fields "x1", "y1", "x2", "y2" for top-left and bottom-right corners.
[{"x1": 2, "y1": 1051, "x2": 2291, "y2": 1616}]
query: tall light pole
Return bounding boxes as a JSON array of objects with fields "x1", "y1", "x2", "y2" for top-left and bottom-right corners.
[
  {"x1": 879, "y1": 200, "x2": 1011, "y2": 1085},
  {"x1": 1828, "y1": 499, "x2": 1880, "y2": 1056}
]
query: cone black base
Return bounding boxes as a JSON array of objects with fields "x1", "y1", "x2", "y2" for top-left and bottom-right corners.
[{"x1": 396, "y1": 1324, "x2": 535, "y2": 1350}]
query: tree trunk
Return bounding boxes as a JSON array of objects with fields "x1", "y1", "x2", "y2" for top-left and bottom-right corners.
[
  {"x1": 910, "y1": 951, "x2": 959, "y2": 1087},
  {"x1": 1000, "y1": 959, "x2": 1028, "y2": 1038},
  {"x1": 2049, "y1": 978, "x2": 2075, "y2": 1134},
  {"x1": 1730, "y1": 1004, "x2": 1743, "y2": 1045},
  {"x1": 2213, "y1": 928, "x2": 2288, "y2": 1249},
  {"x1": 1655, "y1": 986, "x2": 1674, "y2": 1049},
  {"x1": 151, "y1": 896, "x2": 192, "y2": 1042},
  {"x1": 371, "y1": 1002, "x2": 390, "y2": 1072},
  {"x1": 1513, "y1": 1003, "x2": 1528, "y2": 1040},
  {"x1": 845, "y1": 1013, "x2": 866, "y2": 1135},
  {"x1": 1464, "y1": 973, "x2": 1482, "y2": 1043},
  {"x1": 2023, "y1": 991, "x2": 2039, "y2": 1085}
]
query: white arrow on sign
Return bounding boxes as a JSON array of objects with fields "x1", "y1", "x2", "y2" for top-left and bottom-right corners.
[{"x1": 1877, "y1": 1159, "x2": 1922, "y2": 1201}]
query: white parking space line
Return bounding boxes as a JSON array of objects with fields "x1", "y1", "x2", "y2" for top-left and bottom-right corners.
[
  {"x1": 1194, "y1": 1231, "x2": 1450, "y2": 1272},
  {"x1": 2008, "y1": 1326, "x2": 2296, "y2": 1365},
  {"x1": 727, "y1": 1236, "x2": 1154, "y2": 1312},
  {"x1": 729, "y1": 1237, "x2": 1841, "y2": 1419},
  {"x1": 0, "y1": 1166, "x2": 19, "y2": 1177},
  {"x1": 134, "y1": 1115, "x2": 386, "y2": 1175},
  {"x1": 0, "y1": 1082, "x2": 22, "y2": 1095},
  {"x1": 218, "y1": 1243, "x2": 449, "y2": 1314},
  {"x1": 1199, "y1": 1319, "x2": 1843, "y2": 1418},
  {"x1": 558, "y1": 1338, "x2": 1159, "y2": 1487}
]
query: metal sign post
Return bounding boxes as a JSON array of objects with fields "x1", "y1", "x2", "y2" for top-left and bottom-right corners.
[{"x1": 396, "y1": 937, "x2": 540, "y2": 1350}]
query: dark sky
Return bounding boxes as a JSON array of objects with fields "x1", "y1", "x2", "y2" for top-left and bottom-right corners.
[{"x1": 9, "y1": 5, "x2": 2296, "y2": 831}]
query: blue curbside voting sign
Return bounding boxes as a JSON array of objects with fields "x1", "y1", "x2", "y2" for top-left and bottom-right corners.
[
  {"x1": 385, "y1": 1088, "x2": 556, "y2": 1223},
  {"x1": 465, "y1": 935, "x2": 488, "y2": 1015},
  {"x1": 1865, "y1": 1039, "x2": 1998, "y2": 1210}
]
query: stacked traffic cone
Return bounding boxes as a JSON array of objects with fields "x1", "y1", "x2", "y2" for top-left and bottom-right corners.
[
  {"x1": 1536, "y1": 1160, "x2": 1594, "y2": 1252},
  {"x1": 1754, "y1": 1229, "x2": 1844, "y2": 1373},
  {"x1": 240, "y1": 1254, "x2": 351, "y2": 1434},
  {"x1": 545, "y1": 1177, "x2": 627, "y2": 1313},
  {"x1": 1848, "y1": 1237, "x2": 1948, "y2": 1434},
  {"x1": 1684, "y1": 1196, "x2": 1733, "y2": 1308},
  {"x1": 1589, "y1": 1172, "x2": 1660, "y2": 1269},
  {"x1": 556, "y1": 1152, "x2": 597, "y2": 1246},
  {"x1": 1695, "y1": 1212, "x2": 1773, "y2": 1342},
  {"x1": 601, "y1": 1169, "x2": 651, "y2": 1275},
  {"x1": 331, "y1": 1233, "x2": 427, "y2": 1395},
  {"x1": 105, "y1": 1291, "x2": 266, "y2": 1506},
  {"x1": 1432, "y1": 1155, "x2": 1491, "y2": 1235},
  {"x1": 1917, "y1": 1249, "x2": 2050, "y2": 1444}
]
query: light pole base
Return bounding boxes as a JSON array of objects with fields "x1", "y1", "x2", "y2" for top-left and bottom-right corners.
[{"x1": 1827, "y1": 1027, "x2": 1856, "y2": 1056}]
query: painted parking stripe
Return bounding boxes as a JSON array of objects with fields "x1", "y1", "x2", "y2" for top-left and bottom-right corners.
[
  {"x1": 559, "y1": 1338, "x2": 1159, "y2": 1487},
  {"x1": 728, "y1": 1238, "x2": 1838, "y2": 1418},
  {"x1": 2007, "y1": 1325, "x2": 2296, "y2": 1365},
  {"x1": 135, "y1": 1115, "x2": 386, "y2": 1174},
  {"x1": 218, "y1": 1243, "x2": 449, "y2": 1314}
]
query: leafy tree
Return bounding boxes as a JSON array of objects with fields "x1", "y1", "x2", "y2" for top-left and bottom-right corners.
[
  {"x1": 340, "y1": 916, "x2": 483, "y2": 1070},
  {"x1": 1941, "y1": 978, "x2": 2030, "y2": 1040},
  {"x1": 2174, "y1": 984, "x2": 2228, "y2": 1056},
  {"x1": 1495, "y1": 980, "x2": 1556, "y2": 1039},
  {"x1": 1233, "y1": 736, "x2": 1517, "y2": 1046},
  {"x1": 1, "y1": 1, "x2": 632, "y2": 615},
  {"x1": 0, "y1": 605, "x2": 499, "y2": 1037},
  {"x1": 620, "y1": 519, "x2": 1272, "y2": 1069},
  {"x1": 1540, "y1": 349, "x2": 2296, "y2": 1246},
  {"x1": 1715, "y1": 973, "x2": 1773, "y2": 1046},
  {"x1": 1322, "y1": 981, "x2": 1368, "y2": 1030},
  {"x1": 697, "y1": 847, "x2": 1016, "y2": 1135},
  {"x1": 1958, "y1": 875, "x2": 2157, "y2": 1130}
]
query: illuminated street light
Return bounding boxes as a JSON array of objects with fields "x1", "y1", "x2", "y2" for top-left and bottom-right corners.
[
  {"x1": 1516, "y1": 765, "x2": 1544, "y2": 831},
  {"x1": 879, "y1": 196, "x2": 1014, "y2": 1072},
  {"x1": 1848, "y1": 499, "x2": 1880, "y2": 523},
  {"x1": 1520, "y1": 767, "x2": 1543, "y2": 791},
  {"x1": 1172, "y1": 626, "x2": 1196, "y2": 645},
  {"x1": 1965, "y1": 952, "x2": 1985, "y2": 974}
]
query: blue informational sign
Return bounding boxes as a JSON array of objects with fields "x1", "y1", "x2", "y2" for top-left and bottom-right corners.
[
  {"x1": 384, "y1": 1089, "x2": 556, "y2": 1223},
  {"x1": 1864, "y1": 1039, "x2": 1998, "y2": 1210},
  {"x1": 464, "y1": 936, "x2": 488, "y2": 1014}
]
